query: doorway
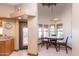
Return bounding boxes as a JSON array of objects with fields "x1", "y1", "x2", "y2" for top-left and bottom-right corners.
[{"x1": 19, "y1": 21, "x2": 28, "y2": 50}]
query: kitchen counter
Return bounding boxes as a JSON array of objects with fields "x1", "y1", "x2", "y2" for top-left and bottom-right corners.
[{"x1": 0, "y1": 37, "x2": 13, "y2": 41}]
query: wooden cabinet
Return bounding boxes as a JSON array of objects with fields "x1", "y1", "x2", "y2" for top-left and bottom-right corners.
[
  {"x1": 0, "y1": 42, "x2": 5, "y2": 56},
  {"x1": 0, "y1": 38, "x2": 14, "y2": 56},
  {"x1": 0, "y1": 19, "x2": 2, "y2": 26}
]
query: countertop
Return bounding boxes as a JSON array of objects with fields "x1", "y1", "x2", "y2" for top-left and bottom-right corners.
[{"x1": 0, "y1": 37, "x2": 13, "y2": 41}]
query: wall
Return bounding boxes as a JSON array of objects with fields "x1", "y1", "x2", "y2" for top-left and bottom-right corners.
[
  {"x1": 15, "y1": 20, "x2": 19, "y2": 50},
  {"x1": 3, "y1": 19, "x2": 16, "y2": 38},
  {"x1": 38, "y1": 3, "x2": 53, "y2": 25},
  {"x1": 15, "y1": 3, "x2": 38, "y2": 55},
  {"x1": 53, "y1": 3, "x2": 72, "y2": 47},
  {"x1": 0, "y1": 3, "x2": 38, "y2": 51},
  {"x1": 38, "y1": 3, "x2": 72, "y2": 47},
  {"x1": 2, "y1": 19, "x2": 19, "y2": 50},
  {"x1": 38, "y1": 4, "x2": 62, "y2": 25},
  {"x1": 0, "y1": 4, "x2": 15, "y2": 17},
  {"x1": 11, "y1": 3, "x2": 37, "y2": 17},
  {"x1": 72, "y1": 3, "x2": 79, "y2": 55},
  {"x1": 0, "y1": 4, "x2": 20, "y2": 50}
]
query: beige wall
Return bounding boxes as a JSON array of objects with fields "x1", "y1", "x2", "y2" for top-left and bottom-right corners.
[
  {"x1": 0, "y1": 4, "x2": 15, "y2": 17},
  {"x1": 15, "y1": 3, "x2": 38, "y2": 55},
  {"x1": 15, "y1": 20, "x2": 19, "y2": 50},
  {"x1": 11, "y1": 3, "x2": 37, "y2": 17},
  {"x1": 0, "y1": 3, "x2": 38, "y2": 52},
  {"x1": 38, "y1": 3, "x2": 52, "y2": 24},
  {"x1": 2, "y1": 19, "x2": 19, "y2": 50},
  {"x1": 56, "y1": 4, "x2": 72, "y2": 47},
  {"x1": 0, "y1": 4, "x2": 19, "y2": 50},
  {"x1": 72, "y1": 3, "x2": 79, "y2": 55},
  {"x1": 3, "y1": 19, "x2": 16, "y2": 38},
  {"x1": 53, "y1": 4, "x2": 72, "y2": 47}
]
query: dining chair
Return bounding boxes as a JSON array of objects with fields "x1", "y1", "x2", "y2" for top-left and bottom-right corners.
[
  {"x1": 40, "y1": 38, "x2": 58, "y2": 51},
  {"x1": 40, "y1": 38, "x2": 49, "y2": 49},
  {"x1": 57, "y1": 36, "x2": 69, "y2": 53},
  {"x1": 49, "y1": 39, "x2": 58, "y2": 52}
]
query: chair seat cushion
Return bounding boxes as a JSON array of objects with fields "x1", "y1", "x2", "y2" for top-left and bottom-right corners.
[
  {"x1": 57, "y1": 40, "x2": 65, "y2": 43},
  {"x1": 43, "y1": 39, "x2": 48, "y2": 41}
]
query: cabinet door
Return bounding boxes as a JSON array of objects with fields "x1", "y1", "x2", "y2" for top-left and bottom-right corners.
[
  {"x1": 11, "y1": 39, "x2": 14, "y2": 51},
  {"x1": 0, "y1": 45, "x2": 5, "y2": 56}
]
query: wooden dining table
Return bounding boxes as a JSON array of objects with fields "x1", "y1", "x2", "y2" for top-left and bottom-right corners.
[{"x1": 40, "y1": 37, "x2": 64, "y2": 51}]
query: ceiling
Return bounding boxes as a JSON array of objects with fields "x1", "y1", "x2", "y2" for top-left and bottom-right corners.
[{"x1": 6, "y1": 3, "x2": 21, "y2": 6}]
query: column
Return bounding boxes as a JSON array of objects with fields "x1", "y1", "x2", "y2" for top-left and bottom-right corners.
[{"x1": 27, "y1": 16, "x2": 38, "y2": 56}]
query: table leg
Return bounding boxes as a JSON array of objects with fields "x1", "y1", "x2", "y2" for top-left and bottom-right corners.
[
  {"x1": 46, "y1": 39, "x2": 50, "y2": 50},
  {"x1": 55, "y1": 40, "x2": 58, "y2": 52}
]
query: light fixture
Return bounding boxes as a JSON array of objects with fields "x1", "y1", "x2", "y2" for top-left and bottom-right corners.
[
  {"x1": 18, "y1": 16, "x2": 22, "y2": 19},
  {"x1": 16, "y1": 7, "x2": 21, "y2": 12},
  {"x1": 53, "y1": 18, "x2": 59, "y2": 21},
  {"x1": 41, "y1": 3, "x2": 57, "y2": 8},
  {"x1": 41, "y1": 3, "x2": 57, "y2": 23}
]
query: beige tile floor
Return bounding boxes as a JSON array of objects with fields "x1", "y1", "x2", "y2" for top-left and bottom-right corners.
[
  {"x1": 10, "y1": 45, "x2": 72, "y2": 56},
  {"x1": 38, "y1": 45, "x2": 72, "y2": 56}
]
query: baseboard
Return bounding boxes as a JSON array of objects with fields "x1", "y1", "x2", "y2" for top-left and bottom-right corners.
[
  {"x1": 14, "y1": 49, "x2": 19, "y2": 51},
  {"x1": 27, "y1": 53, "x2": 38, "y2": 56}
]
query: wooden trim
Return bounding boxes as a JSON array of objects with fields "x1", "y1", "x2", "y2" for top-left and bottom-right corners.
[
  {"x1": 0, "y1": 17, "x2": 27, "y2": 20},
  {"x1": 19, "y1": 21, "x2": 27, "y2": 23},
  {"x1": 14, "y1": 49, "x2": 19, "y2": 52},
  {"x1": 27, "y1": 53, "x2": 38, "y2": 56}
]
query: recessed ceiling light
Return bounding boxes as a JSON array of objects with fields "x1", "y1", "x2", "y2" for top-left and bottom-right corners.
[{"x1": 18, "y1": 17, "x2": 22, "y2": 19}]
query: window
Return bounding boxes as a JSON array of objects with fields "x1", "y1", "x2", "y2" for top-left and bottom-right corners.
[
  {"x1": 23, "y1": 27, "x2": 28, "y2": 46},
  {"x1": 38, "y1": 24, "x2": 49, "y2": 38},
  {"x1": 38, "y1": 27, "x2": 42, "y2": 38},
  {"x1": 38, "y1": 24, "x2": 43, "y2": 38},
  {"x1": 57, "y1": 24, "x2": 63, "y2": 38},
  {"x1": 43, "y1": 25, "x2": 49, "y2": 37},
  {"x1": 38, "y1": 28, "x2": 49, "y2": 38},
  {"x1": 43, "y1": 28, "x2": 49, "y2": 37},
  {"x1": 50, "y1": 25, "x2": 55, "y2": 37},
  {"x1": 38, "y1": 24, "x2": 63, "y2": 38},
  {"x1": 38, "y1": 24, "x2": 56, "y2": 38}
]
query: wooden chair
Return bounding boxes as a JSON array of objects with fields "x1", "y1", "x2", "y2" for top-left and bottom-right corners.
[
  {"x1": 49, "y1": 39, "x2": 58, "y2": 52},
  {"x1": 57, "y1": 36, "x2": 69, "y2": 53},
  {"x1": 41, "y1": 38, "x2": 58, "y2": 52},
  {"x1": 40, "y1": 38, "x2": 49, "y2": 49},
  {"x1": 40, "y1": 38, "x2": 56, "y2": 50}
]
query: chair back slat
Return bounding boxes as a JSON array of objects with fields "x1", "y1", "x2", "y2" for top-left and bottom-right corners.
[{"x1": 66, "y1": 36, "x2": 68, "y2": 44}]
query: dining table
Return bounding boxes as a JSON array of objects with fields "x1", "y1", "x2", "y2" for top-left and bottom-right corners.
[{"x1": 40, "y1": 37, "x2": 64, "y2": 51}]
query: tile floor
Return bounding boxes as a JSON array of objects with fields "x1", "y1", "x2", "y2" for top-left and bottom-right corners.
[
  {"x1": 10, "y1": 45, "x2": 72, "y2": 56},
  {"x1": 38, "y1": 45, "x2": 72, "y2": 56}
]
